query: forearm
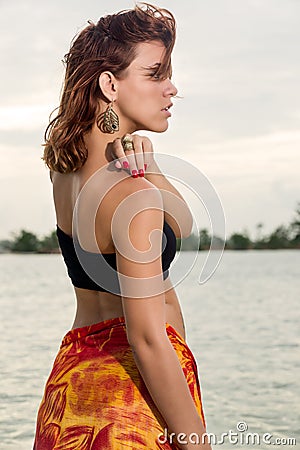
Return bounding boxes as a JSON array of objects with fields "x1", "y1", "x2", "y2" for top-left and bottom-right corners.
[
  {"x1": 145, "y1": 160, "x2": 193, "y2": 238},
  {"x1": 131, "y1": 337, "x2": 210, "y2": 449},
  {"x1": 145, "y1": 160, "x2": 186, "y2": 203}
]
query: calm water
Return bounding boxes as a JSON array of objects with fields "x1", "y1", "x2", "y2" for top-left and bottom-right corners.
[{"x1": 0, "y1": 251, "x2": 299, "y2": 449}]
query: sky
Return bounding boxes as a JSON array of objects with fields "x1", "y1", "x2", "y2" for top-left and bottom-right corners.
[{"x1": 0, "y1": 0, "x2": 299, "y2": 241}]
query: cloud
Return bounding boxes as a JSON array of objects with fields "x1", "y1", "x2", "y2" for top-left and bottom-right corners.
[
  {"x1": 0, "y1": 0, "x2": 299, "y2": 239},
  {"x1": 0, "y1": 105, "x2": 53, "y2": 131}
]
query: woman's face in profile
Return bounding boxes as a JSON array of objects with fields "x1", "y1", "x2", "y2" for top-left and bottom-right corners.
[{"x1": 116, "y1": 40, "x2": 178, "y2": 133}]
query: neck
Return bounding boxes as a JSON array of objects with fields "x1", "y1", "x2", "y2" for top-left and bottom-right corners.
[{"x1": 84, "y1": 122, "x2": 138, "y2": 164}]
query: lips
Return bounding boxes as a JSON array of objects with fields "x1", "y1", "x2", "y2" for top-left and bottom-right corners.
[{"x1": 161, "y1": 103, "x2": 173, "y2": 112}]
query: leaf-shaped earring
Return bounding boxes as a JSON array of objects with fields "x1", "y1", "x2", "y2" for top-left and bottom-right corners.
[{"x1": 96, "y1": 100, "x2": 119, "y2": 134}]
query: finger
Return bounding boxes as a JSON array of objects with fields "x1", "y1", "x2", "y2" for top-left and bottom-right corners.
[
  {"x1": 121, "y1": 134, "x2": 139, "y2": 178},
  {"x1": 124, "y1": 147, "x2": 138, "y2": 177},
  {"x1": 141, "y1": 137, "x2": 153, "y2": 172},
  {"x1": 114, "y1": 160, "x2": 122, "y2": 169},
  {"x1": 132, "y1": 135, "x2": 145, "y2": 177},
  {"x1": 112, "y1": 138, "x2": 130, "y2": 170}
]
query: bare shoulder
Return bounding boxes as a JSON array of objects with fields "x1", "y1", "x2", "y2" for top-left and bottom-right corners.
[
  {"x1": 109, "y1": 176, "x2": 164, "y2": 247},
  {"x1": 77, "y1": 173, "x2": 164, "y2": 253},
  {"x1": 113, "y1": 175, "x2": 162, "y2": 198},
  {"x1": 100, "y1": 175, "x2": 163, "y2": 215}
]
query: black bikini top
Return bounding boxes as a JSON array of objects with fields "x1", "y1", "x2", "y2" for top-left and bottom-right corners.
[{"x1": 56, "y1": 220, "x2": 176, "y2": 294}]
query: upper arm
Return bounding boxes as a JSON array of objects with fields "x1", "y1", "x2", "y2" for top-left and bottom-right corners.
[
  {"x1": 112, "y1": 183, "x2": 168, "y2": 346},
  {"x1": 144, "y1": 171, "x2": 193, "y2": 239}
]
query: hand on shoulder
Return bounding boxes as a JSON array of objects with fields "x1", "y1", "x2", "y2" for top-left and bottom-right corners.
[{"x1": 108, "y1": 133, "x2": 156, "y2": 178}]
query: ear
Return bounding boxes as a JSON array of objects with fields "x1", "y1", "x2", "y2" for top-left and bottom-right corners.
[{"x1": 98, "y1": 71, "x2": 118, "y2": 102}]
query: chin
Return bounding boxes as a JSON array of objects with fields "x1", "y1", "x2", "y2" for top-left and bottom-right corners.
[
  {"x1": 157, "y1": 123, "x2": 169, "y2": 133},
  {"x1": 143, "y1": 122, "x2": 169, "y2": 133}
]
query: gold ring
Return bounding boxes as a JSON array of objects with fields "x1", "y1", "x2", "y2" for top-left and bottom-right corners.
[
  {"x1": 122, "y1": 135, "x2": 134, "y2": 151},
  {"x1": 122, "y1": 138, "x2": 134, "y2": 151},
  {"x1": 122, "y1": 135, "x2": 133, "y2": 145}
]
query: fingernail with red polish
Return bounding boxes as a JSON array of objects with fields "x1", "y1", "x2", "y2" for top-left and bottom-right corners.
[
  {"x1": 138, "y1": 169, "x2": 144, "y2": 177},
  {"x1": 131, "y1": 170, "x2": 138, "y2": 178},
  {"x1": 123, "y1": 161, "x2": 129, "y2": 169},
  {"x1": 144, "y1": 163, "x2": 147, "y2": 171}
]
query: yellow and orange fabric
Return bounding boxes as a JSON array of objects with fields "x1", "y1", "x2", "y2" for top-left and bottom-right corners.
[{"x1": 33, "y1": 316, "x2": 206, "y2": 449}]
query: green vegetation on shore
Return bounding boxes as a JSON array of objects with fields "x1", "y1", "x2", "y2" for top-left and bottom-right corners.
[
  {"x1": 1, "y1": 203, "x2": 299, "y2": 253},
  {"x1": 0, "y1": 230, "x2": 60, "y2": 254}
]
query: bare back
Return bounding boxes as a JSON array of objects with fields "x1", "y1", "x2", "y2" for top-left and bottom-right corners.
[{"x1": 51, "y1": 163, "x2": 186, "y2": 340}]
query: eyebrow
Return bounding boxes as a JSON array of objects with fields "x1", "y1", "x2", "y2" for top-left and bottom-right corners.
[{"x1": 141, "y1": 63, "x2": 161, "y2": 71}]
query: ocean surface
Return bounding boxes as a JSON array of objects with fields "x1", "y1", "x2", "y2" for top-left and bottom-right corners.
[{"x1": 0, "y1": 250, "x2": 299, "y2": 449}]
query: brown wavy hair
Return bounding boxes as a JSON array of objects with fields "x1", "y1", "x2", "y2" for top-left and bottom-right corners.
[{"x1": 43, "y1": 3, "x2": 176, "y2": 173}]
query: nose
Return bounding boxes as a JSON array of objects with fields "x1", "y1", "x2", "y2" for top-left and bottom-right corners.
[{"x1": 163, "y1": 78, "x2": 178, "y2": 98}]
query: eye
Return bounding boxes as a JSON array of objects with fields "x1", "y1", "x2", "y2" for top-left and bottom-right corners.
[{"x1": 149, "y1": 72, "x2": 162, "y2": 81}]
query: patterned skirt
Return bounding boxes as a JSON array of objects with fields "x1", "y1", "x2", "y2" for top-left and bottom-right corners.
[{"x1": 33, "y1": 316, "x2": 206, "y2": 449}]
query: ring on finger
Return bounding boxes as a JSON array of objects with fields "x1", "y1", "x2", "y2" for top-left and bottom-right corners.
[
  {"x1": 123, "y1": 141, "x2": 134, "y2": 151},
  {"x1": 122, "y1": 135, "x2": 133, "y2": 145}
]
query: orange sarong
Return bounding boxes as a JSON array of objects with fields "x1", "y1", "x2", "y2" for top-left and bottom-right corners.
[{"x1": 33, "y1": 316, "x2": 206, "y2": 449}]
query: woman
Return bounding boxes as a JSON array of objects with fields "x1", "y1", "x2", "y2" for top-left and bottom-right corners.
[{"x1": 33, "y1": 4, "x2": 211, "y2": 449}]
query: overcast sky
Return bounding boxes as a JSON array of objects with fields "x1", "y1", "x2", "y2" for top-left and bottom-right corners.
[{"x1": 0, "y1": 0, "x2": 299, "y2": 240}]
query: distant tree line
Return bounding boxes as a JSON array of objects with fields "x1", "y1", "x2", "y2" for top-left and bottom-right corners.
[
  {"x1": 1, "y1": 203, "x2": 300, "y2": 253},
  {"x1": 0, "y1": 230, "x2": 59, "y2": 253},
  {"x1": 177, "y1": 202, "x2": 300, "y2": 251}
]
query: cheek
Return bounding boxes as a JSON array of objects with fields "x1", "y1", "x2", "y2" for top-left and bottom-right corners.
[
  {"x1": 117, "y1": 85, "x2": 141, "y2": 114},
  {"x1": 117, "y1": 92, "x2": 152, "y2": 120},
  {"x1": 117, "y1": 81, "x2": 162, "y2": 124}
]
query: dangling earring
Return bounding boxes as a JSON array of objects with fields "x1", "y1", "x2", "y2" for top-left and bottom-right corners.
[{"x1": 96, "y1": 100, "x2": 119, "y2": 134}]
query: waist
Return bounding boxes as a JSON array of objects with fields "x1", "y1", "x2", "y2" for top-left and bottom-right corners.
[
  {"x1": 62, "y1": 315, "x2": 186, "y2": 348},
  {"x1": 72, "y1": 285, "x2": 186, "y2": 341}
]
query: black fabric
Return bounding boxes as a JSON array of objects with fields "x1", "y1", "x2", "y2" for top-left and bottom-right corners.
[{"x1": 56, "y1": 220, "x2": 176, "y2": 293}]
